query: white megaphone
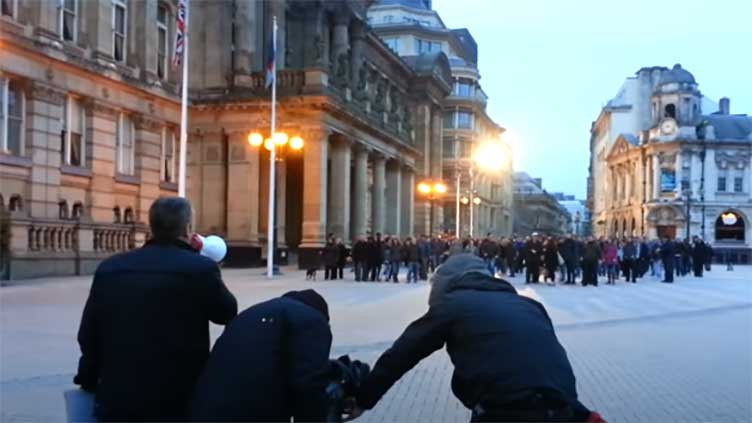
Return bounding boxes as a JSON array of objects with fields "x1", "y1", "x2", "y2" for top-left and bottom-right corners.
[{"x1": 190, "y1": 234, "x2": 228, "y2": 263}]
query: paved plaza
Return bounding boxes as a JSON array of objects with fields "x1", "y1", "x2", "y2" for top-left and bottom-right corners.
[{"x1": 1, "y1": 266, "x2": 751, "y2": 422}]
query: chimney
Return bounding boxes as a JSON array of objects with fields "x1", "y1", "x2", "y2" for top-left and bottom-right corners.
[{"x1": 719, "y1": 97, "x2": 730, "y2": 115}]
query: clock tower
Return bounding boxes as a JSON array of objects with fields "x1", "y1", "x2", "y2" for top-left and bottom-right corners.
[{"x1": 649, "y1": 64, "x2": 702, "y2": 136}]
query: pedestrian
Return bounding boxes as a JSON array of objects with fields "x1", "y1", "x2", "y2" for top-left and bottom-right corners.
[
  {"x1": 404, "y1": 237, "x2": 420, "y2": 283},
  {"x1": 704, "y1": 242, "x2": 714, "y2": 272},
  {"x1": 692, "y1": 237, "x2": 706, "y2": 277},
  {"x1": 581, "y1": 237, "x2": 601, "y2": 286},
  {"x1": 418, "y1": 235, "x2": 431, "y2": 280},
  {"x1": 524, "y1": 234, "x2": 544, "y2": 284},
  {"x1": 622, "y1": 238, "x2": 637, "y2": 283},
  {"x1": 352, "y1": 235, "x2": 369, "y2": 282},
  {"x1": 389, "y1": 238, "x2": 402, "y2": 282},
  {"x1": 661, "y1": 237, "x2": 675, "y2": 283},
  {"x1": 73, "y1": 197, "x2": 238, "y2": 421},
  {"x1": 350, "y1": 254, "x2": 605, "y2": 423},
  {"x1": 368, "y1": 233, "x2": 385, "y2": 282},
  {"x1": 190, "y1": 290, "x2": 331, "y2": 422},
  {"x1": 322, "y1": 237, "x2": 339, "y2": 280},
  {"x1": 336, "y1": 237, "x2": 347, "y2": 279},
  {"x1": 502, "y1": 237, "x2": 517, "y2": 277},
  {"x1": 543, "y1": 237, "x2": 559, "y2": 285},
  {"x1": 602, "y1": 239, "x2": 618, "y2": 285},
  {"x1": 559, "y1": 235, "x2": 578, "y2": 284}
]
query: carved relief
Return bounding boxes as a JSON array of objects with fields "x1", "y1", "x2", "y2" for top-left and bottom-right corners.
[
  {"x1": 133, "y1": 114, "x2": 162, "y2": 131},
  {"x1": 715, "y1": 150, "x2": 750, "y2": 169},
  {"x1": 29, "y1": 82, "x2": 66, "y2": 105}
]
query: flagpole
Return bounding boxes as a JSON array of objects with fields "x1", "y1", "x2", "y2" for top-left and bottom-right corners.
[
  {"x1": 267, "y1": 16, "x2": 278, "y2": 279},
  {"x1": 177, "y1": 0, "x2": 190, "y2": 198}
]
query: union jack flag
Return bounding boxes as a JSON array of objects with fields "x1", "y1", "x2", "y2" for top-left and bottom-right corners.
[{"x1": 172, "y1": 0, "x2": 186, "y2": 68}]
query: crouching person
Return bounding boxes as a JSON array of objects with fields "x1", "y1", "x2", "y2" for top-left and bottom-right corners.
[
  {"x1": 190, "y1": 290, "x2": 332, "y2": 422},
  {"x1": 73, "y1": 197, "x2": 238, "y2": 421},
  {"x1": 352, "y1": 254, "x2": 605, "y2": 423}
]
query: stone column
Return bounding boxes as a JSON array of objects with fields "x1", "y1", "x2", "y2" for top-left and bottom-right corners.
[
  {"x1": 225, "y1": 132, "x2": 260, "y2": 246},
  {"x1": 653, "y1": 155, "x2": 661, "y2": 199},
  {"x1": 276, "y1": 159, "x2": 286, "y2": 248},
  {"x1": 351, "y1": 145, "x2": 368, "y2": 241},
  {"x1": 402, "y1": 166, "x2": 415, "y2": 238},
  {"x1": 300, "y1": 128, "x2": 329, "y2": 248},
  {"x1": 371, "y1": 154, "x2": 386, "y2": 234},
  {"x1": 326, "y1": 136, "x2": 351, "y2": 241},
  {"x1": 385, "y1": 160, "x2": 402, "y2": 236},
  {"x1": 330, "y1": 11, "x2": 350, "y2": 64},
  {"x1": 233, "y1": 0, "x2": 255, "y2": 73}
]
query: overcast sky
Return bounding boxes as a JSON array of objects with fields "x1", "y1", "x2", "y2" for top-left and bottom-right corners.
[{"x1": 432, "y1": 0, "x2": 752, "y2": 198}]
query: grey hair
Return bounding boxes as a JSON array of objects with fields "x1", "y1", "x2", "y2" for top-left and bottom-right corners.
[{"x1": 149, "y1": 197, "x2": 192, "y2": 242}]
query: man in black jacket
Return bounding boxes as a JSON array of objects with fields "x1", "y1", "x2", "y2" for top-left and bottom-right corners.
[
  {"x1": 523, "y1": 234, "x2": 544, "y2": 284},
  {"x1": 353, "y1": 254, "x2": 601, "y2": 423},
  {"x1": 661, "y1": 238, "x2": 676, "y2": 283},
  {"x1": 74, "y1": 197, "x2": 238, "y2": 421},
  {"x1": 190, "y1": 289, "x2": 332, "y2": 422},
  {"x1": 352, "y1": 236, "x2": 369, "y2": 281}
]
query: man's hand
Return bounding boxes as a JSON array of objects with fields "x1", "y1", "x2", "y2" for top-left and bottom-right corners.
[{"x1": 342, "y1": 397, "x2": 364, "y2": 422}]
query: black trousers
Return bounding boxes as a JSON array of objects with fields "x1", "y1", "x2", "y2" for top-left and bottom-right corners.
[
  {"x1": 565, "y1": 262, "x2": 577, "y2": 283},
  {"x1": 324, "y1": 266, "x2": 337, "y2": 280},
  {"x1": 581, "y1": 260, "x2": 597, "y2": 286},
  {"x1": 525, "y1": 265, "x2": 540, "y2": 283},
  {"x1": 369, "y1": 264, "x2": 381, "y2": 281},
  {"x1": 663, "y1": 258, "x2": 674, "y2": 282},
  {"x1": 622, "y1": 258, "x2": 636, "y2": 282},
  {"x1": 693, "y1": 261, "x2": 704, "y2": 277}
]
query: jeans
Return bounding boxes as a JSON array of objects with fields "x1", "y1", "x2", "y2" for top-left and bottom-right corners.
[
  {"x1": 389, "y1": 261, "x2": 400, "y2": 282},
  {"x1": 381, "y1": 262, "x2": 391, "y2": 279},
  {"x1": 407, "y1": 261, "x2": 419, "y2": 283},
  {"x1": 355, "y1": 261, "x2": 368, "y2": 281}
]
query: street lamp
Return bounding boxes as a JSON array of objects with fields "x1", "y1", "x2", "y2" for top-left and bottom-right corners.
[
  {"x1": 417, "y1": 179, "x2": 447, "y2": 237},
  {"x1": 248, "y1": 131, "x2": 304, "y2": 275}
]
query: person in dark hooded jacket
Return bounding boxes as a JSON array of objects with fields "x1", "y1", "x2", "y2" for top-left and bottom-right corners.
[
  {"x1": 190, "y1": 290, "x2": 332, "y2": 422},
  {"x1": 353, "y1": 254, "x2": 603, "y2": 423}
]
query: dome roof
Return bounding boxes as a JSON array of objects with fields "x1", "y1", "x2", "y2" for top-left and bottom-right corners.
[{"x1": 658, "y1": 64, "x2": 696, "y2": 86}]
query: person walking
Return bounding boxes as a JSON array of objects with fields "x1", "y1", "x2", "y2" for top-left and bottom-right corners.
[
  {"x1": 322, "y1": 238, "x2": 339, "y2": 280},
  {"x1": 661, "y1": 238, "x2": 676, "y2": 283},
  {"x1": 389, "y1": 238, "x2": 402, "y2": 283},
  {"x1": 404, "y1": 237, "x2": 420, "y2": 283},
  {"x1": 559, "y1": 235, "x2": 578, "y2": 284},
  {"x1": 602, "y1": 240, "x2": 618, "y2": 285},
  {"x1": 692, "y1": 237, "x2": 706, "y2": 277},
  {"x1": 543, "y1": 237, "x2": 559, "y2": 285},
  {"x1": 523, "y1": 234, "x2": 543, "y2": 284},
  {"x1": 622, "y1": 238, "x2": 637, "y2": 283},
  {"x1": 352, "y1": 236, "x2": 369, "y2": 282},
  {"x1": 418, "y1": 235, "x2": 431, "y2": 280},
  {"x1": 581, "y1": 237, "x2": 600, "y2": 286},
  {"x1": 336, "y1": 237, "x2": 347, "y2": 280}
]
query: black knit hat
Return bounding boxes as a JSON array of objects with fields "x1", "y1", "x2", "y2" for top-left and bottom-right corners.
[{"x1": 282, "y1": 289, "x2": 330, "y2": 322}]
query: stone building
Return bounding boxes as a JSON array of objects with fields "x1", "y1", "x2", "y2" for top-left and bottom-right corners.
[
  {"x1": 512, "y1": 172, "x2": 571, "y2": 236},
  {"x1": 588, "y1": 64, "x2": 752, "y2": 263},
  {"x1": 1, "y1": 0, "x2": 454, "y2": 278},
  {"x1": 367, "y1": 0, "x2": 514, "y2": 237}
]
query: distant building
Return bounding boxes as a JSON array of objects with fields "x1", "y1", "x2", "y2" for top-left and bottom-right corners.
[
  {"x1": 513, "y1": 173, "x2": 571, "y2": 236},
  {"x1": 588, "y1": 64, "x2": 751, "y2": 263},
  {"x1": 367, "y1": 0, "x2": 513, "y2": 237}
]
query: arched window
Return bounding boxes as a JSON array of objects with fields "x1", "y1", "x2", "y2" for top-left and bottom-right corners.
[
  {"x1": 664, "y1": 104, "x2": 676, "y2": 119},
  {"x1": 72, "y1": 202, "x2": 84, "y2": 219},
  {"x1": 715, "y1": 211, "x2": 745, "y2": 242},
  {"x1": 113, "y1": 206, "x2": 121, "y2": 223},
  {"x1": 9, "y1": 195, "x2": 23, "y2": 212},
  {"x1": 123, "y1": 207, "x2": 134, "y2": 224},
  {"x1": 58, "y1": 200, "x2": 69, "y2": 220}
]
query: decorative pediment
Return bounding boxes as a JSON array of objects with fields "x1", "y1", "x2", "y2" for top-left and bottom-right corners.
[
  {"x1": 715, "y1": 149, "x2": 750, "y2": 170},
  {"x1": 606, "y1": 135, "x2": 636, "y2": 160}
]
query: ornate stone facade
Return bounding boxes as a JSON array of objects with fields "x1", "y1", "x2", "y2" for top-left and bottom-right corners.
[{"x1": 588, "y1": 64, "x2": 752, "y2": 263}]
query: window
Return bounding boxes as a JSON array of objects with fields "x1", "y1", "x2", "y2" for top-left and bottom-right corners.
[
  {"x1": 59, "y1": 201, "x2": 69, "y2": 220},
  {"x1": 681, "y1": 179, "x2": 690, "y2": 191},
  {"x1": 455, "y1": 78, "x2": 473, "y2": 97},
  {"x1": 457, "y1": 110, "x2": 473, "y2": 129},
  {"x1": 2, "y1": 0, "x2": 15, "y2": 18},
  {"x1": 442, "y1": 111, "x2": 454, "y2": 129},
  {"x1": 116, "y1": 113, "x2": 135, "y2": 175},
  {"x1": 62, "y1": 96, "x2": 85, "y2": 166},
  {"x1": 717, "y1": 176, "x2": 726, "y2": 192},
  {"x1": 383, "y1": 15, "x2": 393, "y2": 23},
  {"x1": 442, "y1": 138, "x2": 455, "y2": 158},
  {"x1": 112, "y1": 0, "x2": 127, "y2": 63},
  {"x1": 60, "y1": 0, "x2": 77, "y2": 42},
  {"x1": 161, "y1": 127, "x2": 175, "y2": 182},
  {"x1": 664, "y1": 104, "x2": 676, "y2": 119},
  {"x1": 157, "y1": 4, "x2": 168, "y2": 79},
  {"x1": 417, "y1": 39, "x2": 441, "y2": 54},
  {"x1": 384, "y1": 38, "x2": 400, "y2": 53},
  {"x1": 734, "y1": 177, "x2": 743, "y2": 193},
  {"x1": 1, "y1": 78, "x2": 24, "y2": 156}
]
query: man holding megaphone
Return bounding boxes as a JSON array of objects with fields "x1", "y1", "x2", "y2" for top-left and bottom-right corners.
[{"x1": 73, "y1": 197, "x2": 238, "y2": 421}]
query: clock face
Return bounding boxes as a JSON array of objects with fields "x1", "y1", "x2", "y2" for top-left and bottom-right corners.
[{"x1": 660, "y1": 119, "x2": 678, "y2": 135}]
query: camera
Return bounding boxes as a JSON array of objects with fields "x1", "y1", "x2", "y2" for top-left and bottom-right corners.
[{"x1": 325, "y1": 355, "x2": 370, "y2": 423}]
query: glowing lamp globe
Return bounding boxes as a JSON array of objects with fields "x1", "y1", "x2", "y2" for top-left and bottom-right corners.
[
  {"x1": 289, "y1": 136, "x2": 304, "y2": 150},
  {"x1": 417, "y1": 183, "x2": 431, "y2": 194},
  {"x1": 721, "y1": 212, "x2": 738, "y2": 226},
  {"x1": 248, "y1": 132, "x2": 263, "y2": 147},
  {"x1": 264, "y1": 138, "x2": 274, "y2": 151},
  {"x1": 434, "y1": 183, "x2": 447, "y2": 194},
  {"x1": 273, "y1": 132, "x2": 289, "y2": 146}
]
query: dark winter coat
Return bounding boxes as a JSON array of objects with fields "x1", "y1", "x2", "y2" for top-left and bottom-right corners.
[
  {"x1": 403, "y1": 243, "x2": 419, "y2": 262},
  {"x1": 322, "y1": 243, "x2": 339, "y2": 267},
  {"x1": 692, "y1": 242, "x2": 706, "y2": 264},
  {"x1": 337, "y1": 243, "x2": 348, "y2": 267},
  {"x1": 352, "y1": 240, "x2": 368, "y2": 262},
  {"x1": 582, "y1": 242, "x2": 601, "y2": 263},
  {"x1": 523, "y1": 241, "x2": 544, "y2": 267},
  {"x1": 623, "y1": 243, "x2": 637, "y2": 260},
  {"x1": 74, "y1": 240, "x2": 238, "y2": 421},
  {"x1": 190, "y1": 297, "x2": 332, "y2": 422},
  {"x1": 543, "y1": 243, "x2": 559, "y2": 268},
  {"x1": 558, "y1": 239, "x2": 579, "y2": 265},
  {"x1": 356, "y1": 255, "x2": 589, "y2": 419},
  {"x1": 660, "y1": 241, "x2": 676, "y2": 261},
  {"x1": 367, "y1": 239, "x2": 384, "y2": 265}
]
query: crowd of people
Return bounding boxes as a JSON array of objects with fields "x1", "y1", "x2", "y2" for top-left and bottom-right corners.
[{"x1": 318, "y1": 231, "x2": 716, "y2": 286}]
